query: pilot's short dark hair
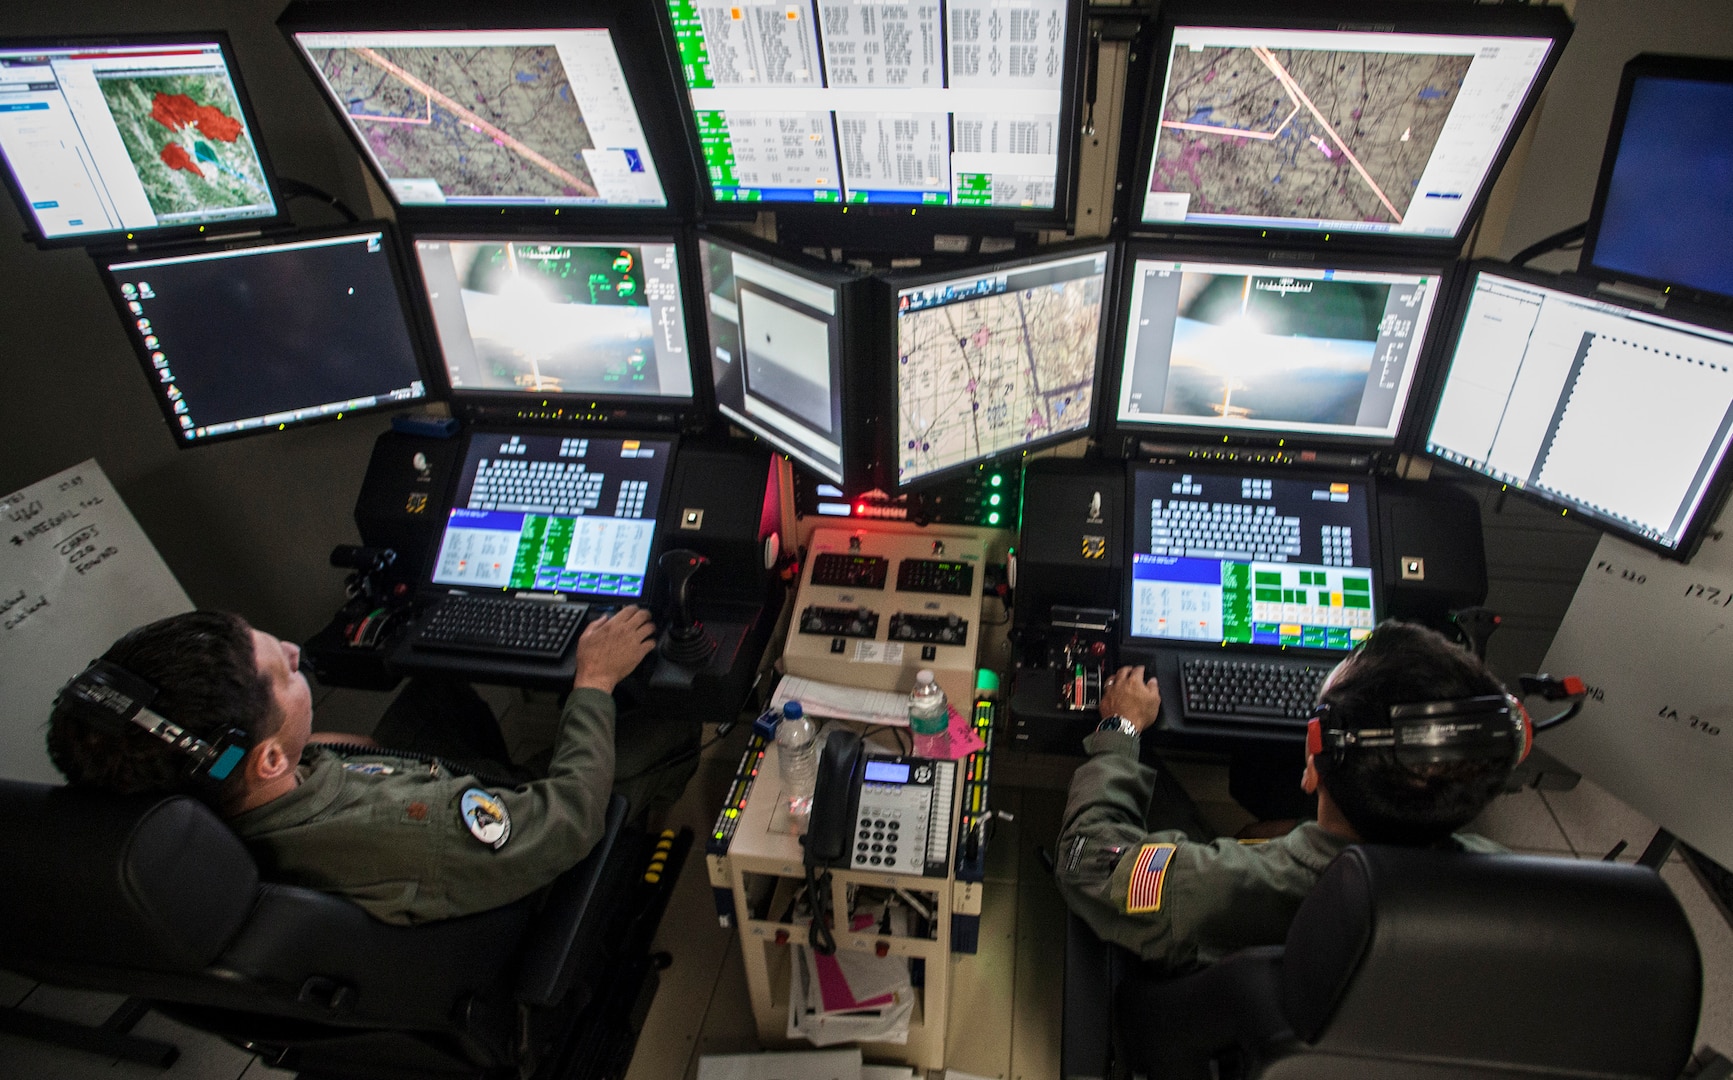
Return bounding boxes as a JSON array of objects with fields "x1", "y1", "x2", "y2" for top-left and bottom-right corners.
[
  {"x1": 46, "y1": 611, "x2": 276, "y2": 803},
  {"x1": 1313, "y1": 620, "x2": 1511, "y2": 845}
]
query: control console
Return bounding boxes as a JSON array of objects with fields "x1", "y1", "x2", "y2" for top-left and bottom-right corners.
[{"x1": 784, "y1": 526, "x2": 986, "y2": 708}]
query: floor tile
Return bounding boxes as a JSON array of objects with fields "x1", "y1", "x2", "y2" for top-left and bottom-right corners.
[
  {"x1": 1664, "y1": 859, "x2": 1733, "y2": 1053},
  {"x1": 944, "y1": 877, "x2": 1018, "y2": 1080},
  {"x1": 1540, "y1": 776, "x2": 1665, "y2": 860},
  {"x1": 1469, "y1": 787, "x2": 1574, "y2": 854},
  {"x1": 0, "y1": 970, "x2": 36, "y2": 1008},
  {"x1": 128, "y1": 1012, "x2": 256, "y2": 1080},
  {"x1": 0, "y1": 1000, "x2": 256, "y2": 1080},
  {"x1": 307, "y1": 684, "x2": 395, "y2": 739},
  {"x1": 1009, "y1": 789, "x2": 1065, "y2": 1080},
  {"x1": 238, "y1": 1057, "x2": 298, "y2": 1079}
]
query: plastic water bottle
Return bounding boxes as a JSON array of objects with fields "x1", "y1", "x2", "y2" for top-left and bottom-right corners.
[
  {"x1": 908, "y1": 669, "x2": 949, "y2": 736},
  {"x1": 775, "y1": 702, "x2": 818, "y2": 819}
]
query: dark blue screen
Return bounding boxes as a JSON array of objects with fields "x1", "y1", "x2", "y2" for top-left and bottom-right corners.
[{"x1": 1592, "y1": 76, "x2": 1733, "y2": 299}]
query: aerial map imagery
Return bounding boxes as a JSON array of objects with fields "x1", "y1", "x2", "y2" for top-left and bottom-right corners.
[
  {"x1": 1151, "y1": 45, "x2": 1472, "y2": 225},
  {"x1": 97, "y1": 73, "x2": 270, "y2": 218},
  {"x1": 308, "y1": 44, "x2": 597, "y2": 200},
  {"x1": 898, "y1": 273, "x2": 1101, "y2": 481}
]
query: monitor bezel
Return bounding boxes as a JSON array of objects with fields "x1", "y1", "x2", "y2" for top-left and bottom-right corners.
[
  {"x1": 650, "y1": 0, "x2": 1089, "y2": 233},
  {"x1": 1417, "y1": 259, "x2": 1733, "y2": 562},
  {"x1": 95, "y1": 220, "x2": 433, "y2": 449},
  {"x1": 1103, "y1": 239, "x2": 1458, "y2": 453},
  {"x1": 428, "y1": 426, "x2": 683, "y2": 602},
  {"x1": 0, "y1": 30, "x2": 290, "y2": 251},
  {"x1": 694, "y1": 226, "x2": 878, "y2": 489},
  {"x1": 883, "y1": 237, "x2": 1116, "y2": 492},
  {"x1": 1123, "y1": 0, "x2": 1572, "y2": 255},
  {"x1": 1580, "y1": 53, "x2": 1733, "y2": 308},
  {"x1": 1119, "y1": 460, "x2": 1384, "y2": 657},
  {"x1": 403, "y1": 227, "x2": 708, "y2": 423},
  {"x1": 278, "y1": 0, "x2": 696, "y2": 228}
]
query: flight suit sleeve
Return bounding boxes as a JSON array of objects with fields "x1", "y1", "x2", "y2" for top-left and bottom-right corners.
[{"x1": 420, "y1": 687, "x2": 617, "y2": 921}]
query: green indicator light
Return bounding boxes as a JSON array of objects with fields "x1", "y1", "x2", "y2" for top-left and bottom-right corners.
[
  {"x1": 990, "y1": 474, "x2": 1003, "y2": 487},
  {"x1": 989, "y1": 493, "x2": 1001, "y2": 506},
  {"x1": 987, "y1": 511, "x2": 1001, "y2": 526}
]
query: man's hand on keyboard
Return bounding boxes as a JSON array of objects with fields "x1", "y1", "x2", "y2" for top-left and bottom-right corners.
[
  {"x1": 573, "y1": 606, "x2": 657, "y2": 694},
  {"x1": 1100, "y1": 665, "x2": 1163, "y2": 733}
]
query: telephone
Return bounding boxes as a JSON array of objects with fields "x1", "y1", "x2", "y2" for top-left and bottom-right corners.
[{"x1": 803, "y1": 729, "x2": 957, "y2": 878}]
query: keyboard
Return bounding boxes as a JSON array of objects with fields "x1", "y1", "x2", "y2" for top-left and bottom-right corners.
[
  {"x1": 1151, "y1": 499, "x2": 1303, "y2": 562},
  {"x1": 1180, "y1": 657, "x2": 1334, "y2": 725},
  {"x1": 412, "y1": 596, "x2": 588, "y2": 660},
  {"x1": 467, "y1": 458, "x2": 603, "y2": 515}
]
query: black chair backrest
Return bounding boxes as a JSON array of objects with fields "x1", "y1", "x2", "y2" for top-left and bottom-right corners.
[
  {"x1": 0, "y1": 779, "x2": 257, "y2": 974},
  {"x1": 1281, "y1": 846, "x2": 1701, "y2": 1079}
]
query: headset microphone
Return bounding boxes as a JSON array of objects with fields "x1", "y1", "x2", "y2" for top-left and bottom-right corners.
[{"x1": 58, "y1": 659, "x2": 251, "y2": 783}]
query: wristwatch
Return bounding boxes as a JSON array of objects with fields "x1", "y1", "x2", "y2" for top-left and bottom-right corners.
[{"x1": 1096, "y1": 714, "x2": 1140, "y2": 738}]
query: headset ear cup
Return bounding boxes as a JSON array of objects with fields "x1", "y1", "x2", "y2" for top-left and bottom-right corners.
[
  {"x1": 1307, "y1": 717, "x2": 1323, "y2": 758},
  {"x1": 1515, "y1": 699, "x2": 1535, "y2": 765}
]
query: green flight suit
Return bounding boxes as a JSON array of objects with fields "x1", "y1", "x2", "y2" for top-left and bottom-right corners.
[
  {"x1": 229, "y1": 688, "x2": 615, "y2": 926},
  {"x1": 1055, "y1": 730, "x2": 1503, "y2": 972}
]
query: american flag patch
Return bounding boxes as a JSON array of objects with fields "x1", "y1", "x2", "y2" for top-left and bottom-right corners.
[{"x1": 1125, "y1": 843, "x2": 1176, "y2": 914}]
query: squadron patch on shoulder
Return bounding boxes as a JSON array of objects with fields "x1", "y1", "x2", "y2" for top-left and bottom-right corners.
[
  {"x1": 341, "y1": 761, "x2": 395, "y2": 776},
  {"x1": 1125, "y1": 843, "x2": 1176, "y2": 914},
  {"x1": 460, "y1": 788, "x2": 511, "y2": 850}
]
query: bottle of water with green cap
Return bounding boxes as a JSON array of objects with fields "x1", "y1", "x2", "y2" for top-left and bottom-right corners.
[{"x1": 907, "y1": 669, "x2": 948, "y2": 736}]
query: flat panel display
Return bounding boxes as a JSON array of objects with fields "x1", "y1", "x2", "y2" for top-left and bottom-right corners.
[
  {"x1": 0, "y1": 37, "x2": 279, "y2": 244},
  {"x1": 291, "y1": 28, "x2": 668, "y2": 209},
  {"x1": 1114, "y1": 255, "x2": 1443, "y2": 444},
  {"x1": 1583, "y1": 56, "x2": 1733, "y2": 304},
  {"x1": 101, "y1": 227, "x2": 426, "y2": 445},
  {"x1": 432, "y1": 431, "x2": 674, "y2": 598},
  {"x1": 1139, "y1": 9, "x2": 1563, "y2": 242},
  {"x1": 1426, "y1": 268, "x2": 1733, "y2": 557},
  {"x1": 895, "y1": 245, "x2": 1109, "y2": 486},
  {"x1": 665, "y1": 0, "x2": 1077, "y2": 210},
  {"x1": 700, "y1": 235, "x2": 847, "y2": 483},
  {"x1": 1126, "y1": 465, "x2": 1377, "y2": 651},
  {"x1": 413, "y1": 236, "x2": 695, "y2": 401}
]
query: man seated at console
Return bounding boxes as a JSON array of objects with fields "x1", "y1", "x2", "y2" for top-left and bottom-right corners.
[
  {"x1": 1055, "y1": 620, "x2": 1508, "y2": 972},
  {"x1": 46, "y1": 607, "x2": 670, "y2": 926}
]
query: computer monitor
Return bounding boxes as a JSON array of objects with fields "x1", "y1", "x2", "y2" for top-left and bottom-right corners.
[
  {"x1": 99, "y1": 225, "x2": 427, "y2": 446},
  {"x1": 699, "y1": 231, "x2": 862, "y2": 485},
  {"x1": 411, "y1": 235, "x2": 697, "y2": 406},
  {"x1": 1112, "y1": 251, "x2": 1447, "y2": 445},
  {"x1": 892, "y1": 243, "x2": 1111, "y2": 488},
  {"x1": 1582, "y1": 54, "x2": 1733, "y2": 305},
  {"x1": 1425, "y1": 264, "x2": 1733, "y2": 560},
  {"x1": 0, "y1": 34, "x2": 282, "y2": 247},
  {"x1": 660, "y1": 0, "x2": 1083, "y2": 215},
  {"x1": 284, "y1": 6, "x2": 670, "y2": 211},
  {"x1": 1125, "y1": 464, "x2": 1378, "y2": 651},
  {"x1": 430, "y1": 430, "x2": 675, "y2": 599},
  {"x1": 1134, "y1": 0, "x2": 1570, "y2": 247}
]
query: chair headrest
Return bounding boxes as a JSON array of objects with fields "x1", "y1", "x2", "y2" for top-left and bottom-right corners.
[
  {"x1": 1281, "y1": 845, "x2": 1701, "y2": 1078},
  {"x1": 0, "y1": 779, "x2": 258, "y2": 974}
]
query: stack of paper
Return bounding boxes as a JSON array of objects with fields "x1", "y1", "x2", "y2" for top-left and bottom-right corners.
[
  {"x1": 787, "y1": 913, "x2": 914, "y2": 1047},
  {"x1": 772, "y1": 676, "x2": 911, "y2": 726}
]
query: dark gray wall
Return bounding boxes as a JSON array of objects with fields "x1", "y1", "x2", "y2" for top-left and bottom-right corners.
[{"x1": 0, "y1": 0, "x2": 393, "y2": 643}]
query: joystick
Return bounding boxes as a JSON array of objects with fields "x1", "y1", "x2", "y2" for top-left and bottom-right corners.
[{"x1": 659, "y1": 548, "x2": 717, "y2": 666}]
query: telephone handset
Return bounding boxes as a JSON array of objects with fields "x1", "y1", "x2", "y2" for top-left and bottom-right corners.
[{"x1": 804, "y1": 729, "x2": 866, "y2": 869}]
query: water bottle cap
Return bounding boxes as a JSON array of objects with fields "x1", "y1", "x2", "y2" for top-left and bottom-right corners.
[
  {"x1": 915, "y1": 669, "x2": 935, "y2": 685},
  {"x1": 781, "y1": 701, "x2": 804, "y2": 720}
]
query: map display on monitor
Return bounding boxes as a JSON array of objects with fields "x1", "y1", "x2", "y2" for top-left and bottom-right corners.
[
  {"x1": 0, "y1": 40, "x2": 278, "y2": 242},
  {"x1": 896, "y1": 246, "x2": 1107, "y2": 485},
  {"x1": 664, "y1": 0, "x2": 1074, "y2": 209},
  {"x1": 292, "y1": 29, "x2": 667, "y2": 208},
  {"x1": 1140, "y1": 24, "x2": 1557, "y2": 240}
]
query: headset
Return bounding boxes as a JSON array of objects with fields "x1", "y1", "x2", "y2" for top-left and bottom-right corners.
[
  {"x1": 56, "y1": 659, "x2": 252, "y2": 784},
  {"x1": 1307, "y1": 674, "x2": 1588, "y2": 771}
]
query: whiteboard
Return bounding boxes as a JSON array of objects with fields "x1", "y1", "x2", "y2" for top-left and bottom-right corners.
[
  {"x1": 1539, "y1": 511, "x2": 1733, "y2": 867},
  {"x1": 0, "y1": 460, "x2": 192, "y2": 784}
]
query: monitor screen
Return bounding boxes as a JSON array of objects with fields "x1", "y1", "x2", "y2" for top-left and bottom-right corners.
[
  {"x1": 1114, "y1": 256, "x2": 1443, "y2": 443},
  {"x1": 413, "y1": 236, "x2": 695, "y2": 401},
  {"x1": 1426, "y1": 269, "x2": 1733, "y2": 556},
  {"x1": 895, "y1": 245, "x2": 1108, "y2": 486},
  {"x1": 1584, "y1": 58, "x2": 1733, "y2": 303},
  {"x1": 101, "y1": 228, "x2": 426, "y2": 445},
  {"x1": 431, "y1": 431, "x2": 674, "y2": 598},
  {"x1": 0, "y1": 38, "x2": 279, "y2": 244},
  {"x1": 1139, "y1": 16, "x2": 1560, "y2": 241},
  {"x1": 291, "y1": 28, "x2": 668, "y2": 209},
  {"x1": 1126, "y1": 465, "x2": 1377, "y2": 651},
  {"x1": 664, "y1": 0, "x2": 1076, "y2": 209},
  {"x1": 700, "y1": 235, "x2": 847, "y2": 484}
]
